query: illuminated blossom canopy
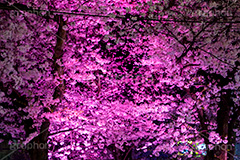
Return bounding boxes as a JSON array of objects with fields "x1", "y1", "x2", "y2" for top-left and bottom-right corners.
[{"x1": 0, "y1": 0, "x2": 239, "y2": 160}]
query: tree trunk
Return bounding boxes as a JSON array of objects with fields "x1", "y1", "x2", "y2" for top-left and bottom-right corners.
[
  {"x1": 215, "y1": 91, "x2": 231, "y2": 160},
  {"x1": 28, "y1": 119, "x2": 50, "y2": 160}
]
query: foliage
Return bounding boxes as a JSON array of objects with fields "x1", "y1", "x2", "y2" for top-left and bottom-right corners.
[{"x1": 0, "y1": 0, "x2": 239, "y2": 159}]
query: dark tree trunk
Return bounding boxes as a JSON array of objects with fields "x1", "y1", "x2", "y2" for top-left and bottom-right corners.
[
  {"x1": 27, "y1": 119, "x2": 50, "y2": 160},
  {"x1": 215, "y1": 91, "x2": 231, "y2": 160},
  {"x1": 26, "y1": 14, "x2": 66, "y2": 160}
]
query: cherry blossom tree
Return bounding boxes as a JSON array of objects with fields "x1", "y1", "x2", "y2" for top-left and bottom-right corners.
[{"x1": 0, "y1": 0, "x2": 239, "y2": 160}]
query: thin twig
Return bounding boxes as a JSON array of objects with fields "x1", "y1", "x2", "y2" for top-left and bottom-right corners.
[
  {"x1": 49, "y1": 128, "x2": 79, "y2": 136},
  {"x1": 176, "y1": 17, "x2": 217, "y2": 63},
  {"x1": 197, "y1": 47, "x2": 235, "y2": 68},
  {"x1": 123, "y1": 145, "x2": 135, "y2": 160}
]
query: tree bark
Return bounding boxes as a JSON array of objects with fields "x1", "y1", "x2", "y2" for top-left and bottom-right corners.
[
  {"x1": 27, "y1": 119, "x2": 50, "y2": 160},
  {"x1": 26, "y1": 15, "x2": 67, "y2": 160},
  {"x1": 215, "y1": 91, "x2": 231, "y2": 160}
]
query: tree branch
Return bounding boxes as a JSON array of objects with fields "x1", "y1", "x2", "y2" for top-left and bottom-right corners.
[
  {"x1": 197, "y1": 47, "x2": 235, "y2": 68},
  {"x1": 123, "y1": 145, "x2": 135, "y2": 160},
  {"x1": 49, "y1": 128, "x2": 79, "y2": 136},
  {"x1": 176, "y1": 18, "x2": 217, "y2": 63},
  {"x1": 180, "y1": 63, "x2": 200, "y2": 76}
]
